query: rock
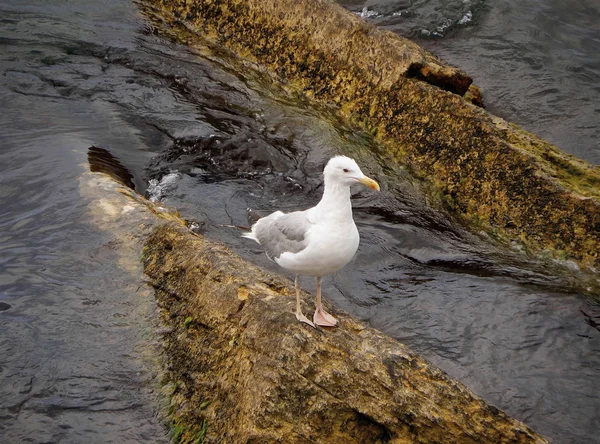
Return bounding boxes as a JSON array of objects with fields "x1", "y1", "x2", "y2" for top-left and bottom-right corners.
[
  {"x1": 139, "y1": 0, "x2": 600, "y2": 270},
  {"x1": 143, "y1": 223, "x2": 548, "y2": 443},
  {"x1": 84, "y1": 161, "x2": 547, "y2": 442},
  {"x1": 464, "y1": 84, "x2": 484, "y2": 108}
]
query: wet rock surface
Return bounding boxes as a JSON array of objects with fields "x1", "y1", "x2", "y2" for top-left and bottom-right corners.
[{"x1": 143, "y1": 223, "x2": 548, "y2": 443}]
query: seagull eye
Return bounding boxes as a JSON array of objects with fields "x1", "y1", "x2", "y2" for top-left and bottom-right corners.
[{"x1": 343, "y1": 168, "x2": 349, "y2": 173}]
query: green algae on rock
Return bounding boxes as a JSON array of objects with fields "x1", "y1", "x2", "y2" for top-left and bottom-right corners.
[
  {"x1": 139, "y1": 0, "x2": 600, "y2": 270},
  {"x1": 143, "y1": 223, "x2": 549, "y2": 443}
]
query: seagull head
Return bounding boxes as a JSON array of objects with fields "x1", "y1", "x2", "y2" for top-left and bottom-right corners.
[{"x1": 323, "y1": 155, "x2": 380, "y2": 191}]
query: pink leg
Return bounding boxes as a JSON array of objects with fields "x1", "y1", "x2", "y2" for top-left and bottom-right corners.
[
  {"x1": 313, "y1": 276, "x2": 338, "y2": 327},
  {"x1": 295, "y1": 276, "x2": 315, "y2": 327}
]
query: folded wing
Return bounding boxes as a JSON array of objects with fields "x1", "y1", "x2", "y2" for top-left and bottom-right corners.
[{"x1": 253, "y1": 211, "x2": 312, "y2": 261}]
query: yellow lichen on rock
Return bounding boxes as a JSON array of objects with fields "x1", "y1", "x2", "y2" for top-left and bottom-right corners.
[{"x1": 143, "y1": 223, "x2": 549, "y2": 443}]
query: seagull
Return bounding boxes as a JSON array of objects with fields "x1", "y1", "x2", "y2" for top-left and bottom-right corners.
[{"x1": 243, "y1": 156, "x2": 380, "y2": 327}]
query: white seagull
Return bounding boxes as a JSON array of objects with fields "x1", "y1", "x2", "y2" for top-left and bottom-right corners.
[{"x1": 243, "y1": 156, "x2": 380, "y2": 327}]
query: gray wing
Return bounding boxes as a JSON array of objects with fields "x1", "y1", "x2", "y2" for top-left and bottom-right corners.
[{"x1": 254, "y1": 211, "x2": 312, "y2": 260}]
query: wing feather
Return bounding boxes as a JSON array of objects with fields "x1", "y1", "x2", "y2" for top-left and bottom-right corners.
[{"x1": 253, "y1": 211, "x2": 312, "y2": 260}]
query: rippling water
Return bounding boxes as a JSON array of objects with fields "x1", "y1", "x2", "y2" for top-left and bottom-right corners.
[
  {"x1": 1, "y1": 0, "x2": 599, "y2": 443},
  {"x1": 0, "y1": 1, "x2": 168, "y2": 441}
]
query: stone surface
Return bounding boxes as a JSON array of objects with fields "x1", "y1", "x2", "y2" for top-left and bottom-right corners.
[{"x1": 143, "y1": 223, "x2": 548, "y2": 443}]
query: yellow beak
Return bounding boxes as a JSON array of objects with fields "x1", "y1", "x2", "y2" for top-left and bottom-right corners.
[{"x1": 358, "y1": 175, "x2": 380, "y2": 191}]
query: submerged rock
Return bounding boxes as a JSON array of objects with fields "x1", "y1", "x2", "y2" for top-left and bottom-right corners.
[
  {"x1": 140, "y1": 0, "x2": 600, "y2": 270},
  {"x1": 143, "y1": 223, "x2": 548, "y2": 443}
]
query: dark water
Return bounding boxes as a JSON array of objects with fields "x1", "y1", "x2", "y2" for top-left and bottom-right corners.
[
  {"x1": 1, "y1": 1, "x2": 599, "y2": 443},
  {"x1": 0, "y1": 1, "x2": 170, "y2": 442}
]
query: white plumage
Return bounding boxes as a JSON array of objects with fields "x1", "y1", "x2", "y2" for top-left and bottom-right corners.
[{"x1": 243, "y1": 156, "x2": 380, "y2": 327}]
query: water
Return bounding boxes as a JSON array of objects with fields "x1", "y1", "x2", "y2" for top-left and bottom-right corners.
[
  {"x1": 0, "y1": 1, "x2": 170, "y2": 442},
  {"x1": 1, "y1": 1, "x2": 599, "y2": 443}
]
